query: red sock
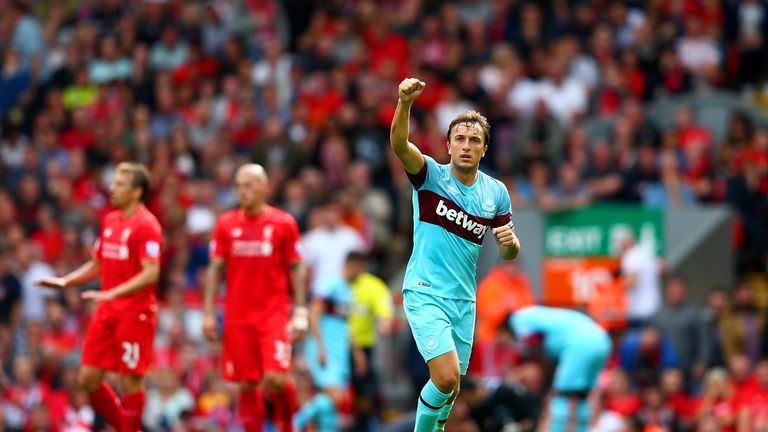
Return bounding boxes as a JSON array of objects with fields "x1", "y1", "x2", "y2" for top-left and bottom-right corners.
[
  {"x1": 240, "y1": 388, "x2": 266, "y2": 432},
  {"x1": 270, "y1": 380, "x2": 298, "y2": 432},
  {"x1": 88, "y1": 382, "x2": 124, "y2": 430},
  {"x1": 122, "y1": 390, "x2": 146, "y2": 432}
]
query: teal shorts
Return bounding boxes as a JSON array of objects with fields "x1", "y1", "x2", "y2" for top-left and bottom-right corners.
[
  {"x1": 305, "y1": 336, "x2": 350, "y2": 389},
  {"x1": 553, "y1": 332, "x2": 612, "y2": 392},
  {"x1": 402, "y1": 289, "x2": 475, "y2": 375}
]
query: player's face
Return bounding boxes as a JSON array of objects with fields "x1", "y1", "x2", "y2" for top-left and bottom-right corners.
[
  {"x1": 235, "y1": 172, "x2": 268, "y2": 209},
  {"x1": 109, "y1": 171, "x2": 139, "y2": 209},
  {"x1": 447, "y1": 122, "x2": 487, "y2": 173}
]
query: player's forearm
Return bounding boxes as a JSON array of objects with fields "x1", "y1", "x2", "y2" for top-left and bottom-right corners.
[
  {"x1": 109, "y1": 263, "x2": 160, "y2": 298},
  {"x1": 204, "y1": 260, "x2": 224, "y2": 315},
  {"x1": 309, "y1": 300, "x2": 325, "y2": 348},
  {"x1": 62, "y1": 259, "x2": 101, "y2": 288},
  {"x1": 289, "y1": 262, "x2": 307, "y2": 308},
  {"x1": 390, "y1": 99, "x2": 414, "y2": 156}
]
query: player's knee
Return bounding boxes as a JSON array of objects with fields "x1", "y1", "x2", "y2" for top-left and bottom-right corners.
[
  {"x1": 263, "y1": 372, "x2": 287, "y2": 391},
  {"x1": 432, "y1": 368, "x2": 460, "y2": 394},
  {"x1": 78, "y1": 369, "x2": 102, "y2": 392},
  {"x1": 120, "y1": 374, "x2": 145, "y2": 394},
  {"x1": 240, "y1": 380, "x2": 260, "y2": 392}
]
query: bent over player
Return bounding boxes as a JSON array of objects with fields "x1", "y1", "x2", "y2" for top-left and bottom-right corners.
[
  {"x1": 390, "y1": 78, "x2": 521, "y2": 431},
  {"x1": 506, "y1": 306, "x2": 612, "y2": 432},
  {"x1": 204, "y1": 164, "x2": 307, "y2": 432},
  {"x1": 37, "y1": 162, "x2": 162, "y2": 432}
]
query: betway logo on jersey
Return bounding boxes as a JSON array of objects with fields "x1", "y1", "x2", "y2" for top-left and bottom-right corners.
[
  {"x1": 418, "y1": 190, "x2": 494, "y2": 245},
  {"x1": 436, "y1": 200, "x2": 489, "y2": 238},
  {"x1": 232, "y1": 240, "x2": 273, "y2": 257}
]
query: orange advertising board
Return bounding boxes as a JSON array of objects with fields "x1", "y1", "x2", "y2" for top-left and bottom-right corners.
[{"x1": 542, "y1": 257, "x2": 621, "y2": 307}]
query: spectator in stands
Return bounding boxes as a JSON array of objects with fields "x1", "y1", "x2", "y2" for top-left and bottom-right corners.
[
  {"x1": 143, "y1": 368, "x2": 195, "y2": 431},
  {"x1": 618, "y1": 230, "x2": 662, "y2": 327},
  {"x1": 631, "y1": 385, "x2": 680, "y2": 432},
  {"x1": 475, "y1": 259, "x2": 535, "y2": 344},
  {"x1": 619, "y1": 327, "x2": 680, "y2": 388},
  {"x1": 660, "y1": 368, "x2": 697, "y2": 429},
  {"x1": 720, "y1": 282, "x2": 764, "y2": 367},
  {"x1": 695, "y1": 368, "x2": 736, "y2": 431},
  {"x1": 736, "y1": 359, "x2": 768, "y2": 431},
  {"x1": 301, "y1": 196, "x2": 365, "y2": 287},
  {"x1": 704, "y1": 288, "x2": 729, "y2": 369},
  {"x1": 651, "y1": 275, "x2": 709, "y2": 391},
  {"x1": 642, "y1": 151, "x2": 698, "y2": 208}
]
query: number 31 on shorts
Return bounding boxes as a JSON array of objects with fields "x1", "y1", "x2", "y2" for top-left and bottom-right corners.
[{"x1": 122, "y1": 342, "x2": 140, "y2": 369}]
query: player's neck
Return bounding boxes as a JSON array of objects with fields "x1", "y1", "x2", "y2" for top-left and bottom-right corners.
[
  {"x1": 242, "y1": 203, "x2": 267, "y2": 217},
  {"x1": 450, "y1": 164, "x2": 479, "y2": 187},
  {"x1": 120, "y1": 201, "x2": 142, "y2": 219}
]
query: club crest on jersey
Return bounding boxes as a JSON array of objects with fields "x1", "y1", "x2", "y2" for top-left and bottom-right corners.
[
  {"x1": 104, "y1": 228, "x2": 112, "y2": 238},
  {"x1": 482, "y1": 198, "x2": 495, "y2": 217},
  {"x1": 263, "y1": 225, "x2": 274, "y2": 239},
  {"x1": 231, "y1": 227, "x2": 242, "y2": 238}
]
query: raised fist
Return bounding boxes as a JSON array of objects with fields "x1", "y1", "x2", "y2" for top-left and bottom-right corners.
[{"x1": 398, "y1": 78, "x2": 426, "y2": 103}]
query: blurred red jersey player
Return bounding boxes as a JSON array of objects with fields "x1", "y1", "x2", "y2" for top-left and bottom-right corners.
[
  {"x1": 37, "y1": 162, "x2": 163, "y2": 432},
  {"x1": 204, "y1": 163, "x2": 307, "y2": 432}
]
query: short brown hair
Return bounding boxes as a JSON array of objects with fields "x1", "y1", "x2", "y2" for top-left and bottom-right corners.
[
  {"x1": 446, "y1": 110, "x2": 491, "y2": 146},
  {"x1": 116, "y1": 162, "x2": 151, "y2": 202}
]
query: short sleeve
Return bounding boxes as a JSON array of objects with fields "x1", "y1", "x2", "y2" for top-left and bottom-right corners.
[
  {"x1": 407, "y1": 155, "x2": 439, "y2": 190},
  {"x1": 282, "y1": 216, "x2": 302, "y2": 265},
  {"x1": 491, "y1": 181, "x2": 513, "y2": 229},
  {"x1": 209, "y1": 218, "x2": 228, "y2": 261},
  {"x1": 136, "y1": 220, "x2": 163, "y2": 263},
  {"x1": 91, "y1": 238, "x2": 102, "y2": 261}
]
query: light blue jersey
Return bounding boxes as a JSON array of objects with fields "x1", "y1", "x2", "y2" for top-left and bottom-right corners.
[
  {"x1": 510, "y1": 305, "x2": 611, "y2": 393},
  {"x1": 306, "y1": 276, "x2": 352, "y2": 388},
  {"x1": 404, "y1": 156, "x2": 512, "y2": 301}
]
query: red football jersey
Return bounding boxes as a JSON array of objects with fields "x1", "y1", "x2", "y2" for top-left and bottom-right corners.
[
  {"x1": 92, "y1": 206, "x2": 163, "y2": 314},
  {"x1": 210, "y1": 206, "x2": 302, "y2": 325}
]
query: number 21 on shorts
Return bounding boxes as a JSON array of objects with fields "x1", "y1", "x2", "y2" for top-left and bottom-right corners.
[{"x1": 122, "y1": 341, "x2": 140, "y2": 369}]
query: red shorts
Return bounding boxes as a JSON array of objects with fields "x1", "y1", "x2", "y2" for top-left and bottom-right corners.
[
  {"x1": 81, "y1": 307, "x2": 156, "y2": 375},
  {"x1": 222, "y1": 321, "x2": 292, "y2": 382}
]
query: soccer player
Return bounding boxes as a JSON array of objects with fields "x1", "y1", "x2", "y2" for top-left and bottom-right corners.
[
  {"x1": 505, "y1": 306, "x2": 612, "y2": 432},
  {"x1": 295, "y1": 251, "x2": 361, "y2": 432},
  {"x1": 36, "y1": 162, "x2": 162, "y2": 432},
  {"x1": 390, "y1": 77, "x2": 521, "y2": 431},
  {"x1": 204, "y1": 164, "x2": 307, "y2": 432}
]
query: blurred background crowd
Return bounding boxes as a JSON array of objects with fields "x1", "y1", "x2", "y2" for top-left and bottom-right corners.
[{"x1": 1, "y1": 0, "x2": 768, "y2": 431}]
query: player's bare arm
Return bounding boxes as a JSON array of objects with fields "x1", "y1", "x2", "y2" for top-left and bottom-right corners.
[
  {"x1": 390, "y1": 78, "x2": 427, "y2": 174},
  {"x1": 289, "y1": 261, "x2": 308, "y2": 340},
  {"x1": 492, "y1": 225, "x2": 521, "y2": 261},
  {"x1": 203, "y1": 258, "x2": 225, "y2": 342},
  {"x1": 309, "y1": 298, "x2": 327, "y2": 366},
  {"x1": 36, "y1": 258, "x2": 101, "y2": 289},
  {"x1": 82, "y1": 260, "x2": 159, "y2": 302}
]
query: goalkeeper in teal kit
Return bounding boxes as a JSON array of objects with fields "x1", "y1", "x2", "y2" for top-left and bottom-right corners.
[{"x1": 390, "y1": 77, "x2": 521, "y2": 431}]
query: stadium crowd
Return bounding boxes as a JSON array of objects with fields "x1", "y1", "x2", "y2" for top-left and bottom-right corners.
[{"x1": 1, "y1": 0, "x2": 768, "y2": 430}]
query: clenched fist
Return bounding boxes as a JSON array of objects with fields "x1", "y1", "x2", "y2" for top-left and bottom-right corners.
[
  {"x1": 398, "y1": 78, "x2": 426, "y2": 103},
  {"x1": 492, "y1": 224, "x2": 519, "y2": 248}
]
